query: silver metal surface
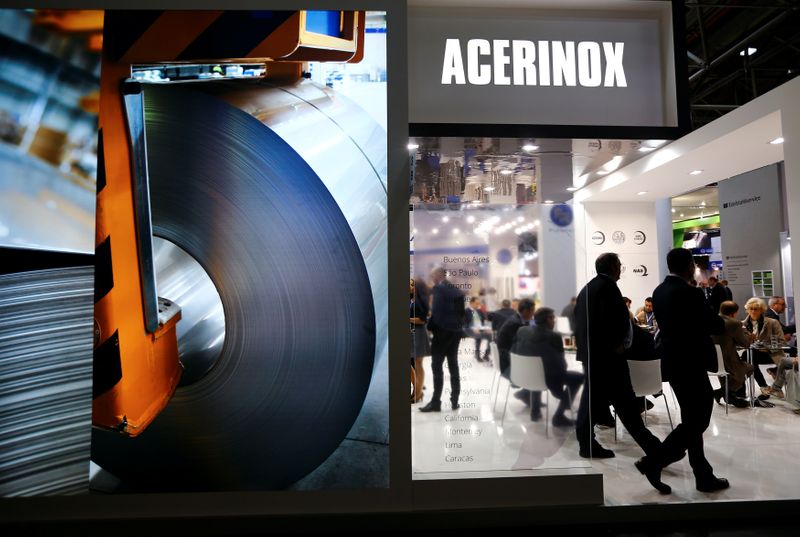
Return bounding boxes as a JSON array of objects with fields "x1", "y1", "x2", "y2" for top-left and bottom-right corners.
[
  {"x1": 216, "y1": 79, "x2": 389, "y2": 377},
  {"x1": 91, "y1": 84, "x2": 380, "y2": 491},
  {"x1": 0, "y1": 266, "x2": 94, "y2": 496},
  {"x1": 153, "y1": 236, "x2": 225, "y2": 386},
  {"x1": 122, "y1": 81, "x2": 159, "y2": 334}
]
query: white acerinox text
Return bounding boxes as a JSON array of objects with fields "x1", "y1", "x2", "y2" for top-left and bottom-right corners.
[{"x1": 441, "y1": 39, "x2": 627, "y2": 88}]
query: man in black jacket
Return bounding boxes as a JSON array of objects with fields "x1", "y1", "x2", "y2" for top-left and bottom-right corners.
[
  {"x1": 706, "y1": 277, "x2": 727, "y2": 314},
  {"x1": 512, "y1": 307, "x2": 584, "y2": 426},
  {"x1": 574, "y1": 253, "x2": 662, "y2": 461},
  {"x1": 496, "y1": 298, "x2": 542, "y2": 419},
  {"x1": 636, "y1": 248, "x2": 727, "y2": 494},
  {"x1": 420, "y1": 267, "x2": 465, "y2": 412}
]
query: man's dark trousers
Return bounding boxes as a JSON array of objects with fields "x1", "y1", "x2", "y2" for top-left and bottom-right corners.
[{"x1": 430, "y1": 328, "x2": 462, "y2": 405}]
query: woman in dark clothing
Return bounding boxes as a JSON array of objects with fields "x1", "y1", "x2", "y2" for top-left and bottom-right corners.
[{"x1": 411, "y1": 278, "x2": 431, "y2": 403}]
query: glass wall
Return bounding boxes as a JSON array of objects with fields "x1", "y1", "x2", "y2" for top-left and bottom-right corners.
[{"x1": 409, "y1": 137, "x2": 591, "y2": 478}]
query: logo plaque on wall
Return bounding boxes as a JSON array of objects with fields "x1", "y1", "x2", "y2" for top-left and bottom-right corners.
[
  {"x1": 612, "y1": 231, "x2": 626, "y2": 244},
  {"x1": 550, "y1": 204, "x2": 573, "y2": 227},
  {"x1": 633, "y1": 231, "x2": 646, "y2": 245},
  {"x1": 632, "y1": 265, "x2": 649, "y2": 276},
  {"x1": 591, "y1": 231, "x2": 605, "y2": 245}
]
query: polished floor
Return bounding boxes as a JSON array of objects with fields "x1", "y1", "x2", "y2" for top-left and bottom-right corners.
[{"x1": 411, "y1": 339, "x2": 800, "y2": 505}]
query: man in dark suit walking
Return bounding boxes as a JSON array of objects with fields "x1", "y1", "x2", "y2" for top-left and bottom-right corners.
[
  {"x1": 636, "y1": 248, "x2": 727, "y2": 494},
  {"x1": 420, "y1": 267, "x2": 466, "y2": 412},
  {"x1": 574, "y1": 253, "x2": 662, "y2": 460}
]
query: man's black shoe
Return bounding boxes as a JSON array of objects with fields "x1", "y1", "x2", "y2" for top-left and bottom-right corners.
[
  {"x1": 419, "y1": 401, "x2": 441, "y2": 412},
  {"x1": 635, "y1": 457, "x2": 671, "y2": 494},
  {"x1": 552, "y1": 414, "x2": 575, "y2": 427},
  {"x1": 696, "y1": 475, "x2": 730, "y2": 493},
  {"x1": 530, "y1": 410, "x2": 542, "y2": 421},
  {"x1": 513, "y1": 390, "x2": 531, "y2": 405},
  {"x1": 579, "y1": 441, "x2": 615, "y2": 459}
]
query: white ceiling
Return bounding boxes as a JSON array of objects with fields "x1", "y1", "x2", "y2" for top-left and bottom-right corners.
[{"x1": 576, "y1": 111, "x2": 784, "y2": 203}]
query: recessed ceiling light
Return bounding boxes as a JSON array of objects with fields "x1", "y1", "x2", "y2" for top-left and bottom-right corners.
[
  {"x1": 484, "y1": 186, "x2": 495, "y2": 191},
  {"x1": 700, "y1": 201, "x2": 706, "y2": 206},
  {"x1": 432, "y1": 228, "x2": 439, "y2": 234},
  {"x1": 597, "y1": 170, "x2": 610, "y2": 176},
  {"x1": 517, "y1": 216, "x2": 524, "y2": 222},
  {"x1": 471, "y1": 200, "x2": 482, "y2": 204},
  {"x1": 680, "y1": 213, "x2": 684, "y2": 218},
  {"x1": 466, "y1": 215, "x2": 476, "y2": 223},
  {"x1": 638, "y1": 146, "x2": 656, "y2": 152},
  {"x1": 739, "y1": 47, "x2": 757, "y2": 57},
  {"x1": 566, "y1": 186, "x2": 578, "y2": 192},
  {"x1": 769, "y1": 137, "x2": 785, "y2": 145},
  {"x1": 534, "y1": 220, "x2": 540, "y2": 226},
  {"x1": 500, "y1": 170, "x2": 513, "y2": 175},
  {"x1": 522, "y1": 144, "x2": 539, "y2": 151},
  {"x1": 543, "y1": 199, "x2": 554, "y2": 204},
  {"x1": 442, "y1": 216, "x2": 449, "y2": 223},
  {"x1": 689, "y1": 170, "x2": 703, "y2": 175},
  {"x1": 407, "y1": 143, "x2": 419, "y2": 150},
  {"x1": 671, "y1": 208, "x2": 676, "y2": 213},
  {"x1": 637, "y1": 191, "x2": 647, "y2": 196},
  {"x1": 412, "y1": 228, "x2": 417, "y2": 233},
  {"x1": 452, "y1": 228, "x2": 460, "y2": 234}
]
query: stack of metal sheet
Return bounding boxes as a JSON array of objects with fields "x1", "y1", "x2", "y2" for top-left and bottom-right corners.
[{"x1": 0, "y1": 266, "x2": 94, "y2": 496}]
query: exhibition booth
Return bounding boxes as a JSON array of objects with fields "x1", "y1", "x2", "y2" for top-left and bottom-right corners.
[{"x1": 1, "y1": 0, "x2": 799, "y2": 532}]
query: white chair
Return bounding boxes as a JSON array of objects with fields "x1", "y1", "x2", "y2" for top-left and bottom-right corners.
[
  {"x1": 626, "y1": 359, "x2": 673, "y2": 430},
  {"x1": 555, "y1": 316, "x2": 572, "y2": 336},
  {"x1": 708, "y1": 344, "x2": 730, "y2": 415},
  {"x1": 502, "y1": 352, "x2": 550, "y2": 436}
]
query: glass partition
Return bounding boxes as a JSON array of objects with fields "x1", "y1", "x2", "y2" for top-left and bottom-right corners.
[{"x1": 409, "y1": 137, "x2": 591, "y2": 478}]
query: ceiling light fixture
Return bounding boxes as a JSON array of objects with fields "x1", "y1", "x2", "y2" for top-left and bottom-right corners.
[
  {"x1": 638, "y1": 146, "x2": 655, "y2": 153},
  {"x1": 597, "y1": 170, "x2": 610, "y2": 176},
  {"x1": 637, "y1": 191, "x2": 647, "y2": 196},
  {"x1": 543, "y1": 199, "x2": 554, "y2": 204},
  {"x1": 769, "y1": 137, "x2": 785, "y2": 145},
  {"x1": 407, "y1": 143, "x2": 419, "y2": 150},
  {"x1": 484, "y1": 186, "x2": 496, "y2": 191},
  {"x1": 739, "y1": 47, "x2": 757, "y2": 57},
  {"x1": 432, "y1": 228, "x2": 439, "y2": 234},
  {"x1": 671, "y1": 208, "x2": 676, "y2": 213},
  {"x1": 500, "y1": 170, "x2": 513, "y2": 175},
  {"x1": 442, "y1": 216, "x2": 449, "y2": 223},
  {"x1": 466, "y1": 215, "x2": 476, "y2": 223},
  {"x1": 700, "y1": 201, "x2": 706, "y2": 207},
  {"x1": 689, "y1": 170, "x2": 703, "y2": 175},
  {"x1": 452, "y1": 228, "x2": 460, "y2": 234},
  {"x1": 566, "y1": 186, "x2": 578, "y2": 192},
  {"x1": 522, "y1": 144, "x2": 539, "y2": 151}
]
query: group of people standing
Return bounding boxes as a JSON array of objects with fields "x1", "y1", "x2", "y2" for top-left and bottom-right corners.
[{"x1": 410, "y1": 247, "x2": 796, "y2": 496}]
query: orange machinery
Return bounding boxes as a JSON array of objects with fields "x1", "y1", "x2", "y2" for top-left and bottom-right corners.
[{"x1": 90, "y1": 10, "x2": 365, "y2": 436}]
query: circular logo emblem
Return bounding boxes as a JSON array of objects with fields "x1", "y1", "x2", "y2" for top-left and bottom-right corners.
[
  {"x1": 612, "y1": 231, "x2": 626, "y2": 244},
  {"x1": 550, "y1": 204, "x2": 573, "y2": 227},
  {"x1": 633, "y1": 231, "x2": 646, "y2": 245},
  {"x1": 632, "y1": 265, "x2": 649, "y2": 277},
  {"x1": 591, "y1": 231, "x2": 605, "y2": 245},
  {"x1": 496, "y1": 248, "x2": 513, "y2": 265}
]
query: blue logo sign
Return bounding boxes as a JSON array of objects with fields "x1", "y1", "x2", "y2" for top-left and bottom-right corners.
[
  {"x1": 550, "y1": 204, "x2": 573, "y2": 227},
  {"x1": 497, "y1": 248, "x2": 513, "y2": 265}
]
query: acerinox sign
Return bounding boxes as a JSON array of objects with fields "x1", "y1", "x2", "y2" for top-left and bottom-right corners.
[
  {"x1": 409, "y1": 2, "x2": 680, "y2": 130},
  {"x1": 441, "y1": 39, "x2": 626, "y2": 88}
]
